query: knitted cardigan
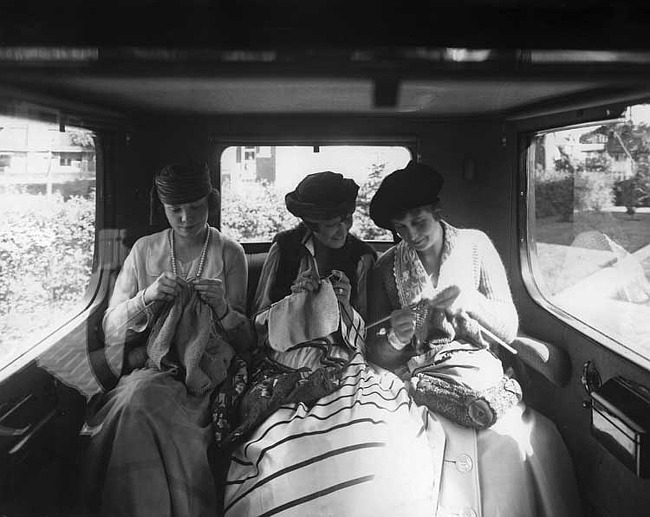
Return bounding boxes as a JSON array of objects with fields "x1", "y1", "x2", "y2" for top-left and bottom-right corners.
[{"x1": 367, "y1": 221, "x2": 518, "y2": 362}]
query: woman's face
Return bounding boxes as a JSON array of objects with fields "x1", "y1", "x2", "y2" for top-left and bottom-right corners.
[
  {"x1": 391, "y1": 206, "x2": 442, "y2": 252},
  {"x1": 311, "y1": 213, "x2": 353, "y2": 249},
  {"x1": 163, "y1": 195, "x2": 209, "y2": 239}
]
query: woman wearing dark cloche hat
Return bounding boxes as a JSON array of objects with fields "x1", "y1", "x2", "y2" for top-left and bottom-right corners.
[
  {"x1": 366, "y1": 160, "x2": 582, "y2": 517},
  {"x1": 86, "y1": 162, "x2": 254, "y2": 517}
]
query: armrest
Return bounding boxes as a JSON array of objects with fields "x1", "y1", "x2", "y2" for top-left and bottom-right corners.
[{"x1": 509, "y1": 333, "x2": 572, "y2": 387}]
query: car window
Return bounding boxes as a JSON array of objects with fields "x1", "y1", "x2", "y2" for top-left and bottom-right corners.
[
  {"x1": 219, "y1": 145, "x2": 411, "y2": 243},
  {"x1": 0, "y1": 116, "x2": 96, "y2": 371},
  {"x1": 525, "y1": 104, "x2": 650, "y2": 362}
]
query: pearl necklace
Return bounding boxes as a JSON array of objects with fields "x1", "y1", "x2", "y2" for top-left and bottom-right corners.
[{"x1": 170, "y1": 226, "x2": 210, "y2": 280}]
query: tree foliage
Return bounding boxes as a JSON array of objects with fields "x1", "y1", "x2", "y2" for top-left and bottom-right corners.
[
  {"x1": 220, "y1": 180, "x2": 296, "y2": 242},
  {"x1": 604, "y1": 122, "x2": 650, "y2": 161},
  {"x1": 66, "y1": 129, "x2": 95, "y2": 148},
  {"x1": 0, "y1": 192, "x2": 95, "y2": 314},
  {"x1": 604, "y1": 122, "x2": 650, "y2": 212},
  {"x1": 0, "y1": 191, "x2": 95, "y2": 357},
  {"x1": 220, "y1": 162, "x2": 393, "y2": 242},
  {"x1": 536, "y1": 150, "x2": 615, "y2": 221},
  {"x1": 355, "y1": 161, "x2": 393, "y2": 241}
]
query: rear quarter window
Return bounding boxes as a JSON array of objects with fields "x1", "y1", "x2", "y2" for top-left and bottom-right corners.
[{"x1": 524, "y1": 104, "x2": 650, "y2": 364}]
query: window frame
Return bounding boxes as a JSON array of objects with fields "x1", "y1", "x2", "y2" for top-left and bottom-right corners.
[
  {"x1": 214, "y1": 136, "x2": 418, "y2": 249},
  {"x1": 515, "y1": 100, "x2": 650, "y2": 372}
]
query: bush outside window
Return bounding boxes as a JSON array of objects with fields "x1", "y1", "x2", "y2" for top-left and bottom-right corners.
[
  {"x1": 526, "y1": 104, "x2": 650, "y2": 361},
  {"x1": 0, "y1": 116, "x2": 96, "y2": 371},
  {"x1": 219, "y1": 145, "x2": 411, "y2": 243}
]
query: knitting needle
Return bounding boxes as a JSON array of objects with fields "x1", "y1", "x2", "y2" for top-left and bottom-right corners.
[
  {"x1": 366, "y1": 310, "x2": 408, "y2": 330},
  {"x1": 366, "y1": 287, "x2": 459, "y2": 330},
  {"x1": 478, "y1": 325, "x2": 518, "y2": 355},
  {"x1": 366, "y1": 300, "x2": 518, "y2": 355}
]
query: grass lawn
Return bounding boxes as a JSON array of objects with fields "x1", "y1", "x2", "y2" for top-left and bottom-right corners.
[
  {"x1": 533, "y1": 210, "x2": 650, "y2": 354},
  {"x1": 534, "y1": 210, "x2": 650, "y2": 253},
  {"x1": 533, "y1": 210, "x2": 650, "y2": 296}
]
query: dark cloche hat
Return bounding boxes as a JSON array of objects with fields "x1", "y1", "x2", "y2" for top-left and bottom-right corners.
[
  {"x1": 369, "y1": 160, "x2": 444, "y2": 230},
  {"x1": 154, "y1": 162, "x2": 213, "y2": 205},
  {"x1": 285, "y1": 171, "x2": 359, "y2": 221}
]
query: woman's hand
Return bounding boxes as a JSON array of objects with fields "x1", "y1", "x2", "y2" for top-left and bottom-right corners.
[
  {"x1": 193, "y1": 278, "x2": 228, "y2": 317},
  {"x1": 330, "y1": 269, "x2": 352, "y2": 307},
  {"x1": 430, "y1": 284, "x2": 478, "y2": 319},
  {"x1": 390, "y1": 308, "x2": 417, "y2": 345},
  {"x1": 290, "y1": 268, "x2": 320, "y2": 294},
  {"x1": 143, "y1": 272, "x2": 183, "y2": 304}
]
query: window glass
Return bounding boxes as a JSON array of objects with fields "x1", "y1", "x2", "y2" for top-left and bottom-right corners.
[
  {"x1": 527, "y1": 104, "x2": 650, "y2": 359},
  {"x1": 0, "y1": 116, "x2": 96, "y2": 370},
  {"x1": 220, "y1": 145, "x2": 411, "y2": 242}
]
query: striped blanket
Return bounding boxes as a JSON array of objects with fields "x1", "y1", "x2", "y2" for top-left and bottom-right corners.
[{"x1": 224, "y1": 353, "x2": 445, "y2": 517}]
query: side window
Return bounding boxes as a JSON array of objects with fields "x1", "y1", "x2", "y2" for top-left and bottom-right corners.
[
  {"x1": 525, "y1": 104, "x2": 650, "y2": 362},
  {"x1": 219, "y1": 145, "x2": 411, "y2": 242},
  {"x1": 0, "y1": 116, "x2": 96, "y2": 371}
]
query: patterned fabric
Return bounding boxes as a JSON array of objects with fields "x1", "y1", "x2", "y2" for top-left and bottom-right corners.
[
  {"x1": 338, "y1": 299, "x2": 366, "y2": 354},
  {"x1": 224, "y1": 357, "x2": 347, "y2": 447},
  {"x1": 212, "y1": 356, "x2": 249, "y2": 447},
  {"x1": 412, "y1": 373, "x2": 522, "y2": 429},
  {"x1": 224, "y1": 353, "x2": 446, "y2": 517},
  {"x1": 394, "y1": 238, "x2": 437, "y2": 308}
]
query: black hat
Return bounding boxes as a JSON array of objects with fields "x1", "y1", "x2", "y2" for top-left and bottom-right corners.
[
  {"x1": 154, "y1": 162, "x2": 213, "y2": 205},
  {"x1": 369, "y1": 160, "x2": 444, "y2": 230},
  {"x1": 285, "y1": 171, "x2": 359, "y2": 221},
  {"x1": 149, "y1": 162, "x2": 217, "y2": 226}
]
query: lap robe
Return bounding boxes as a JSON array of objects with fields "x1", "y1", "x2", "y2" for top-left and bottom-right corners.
[
  {"x1": 225, "y1": 352, "x2": 445, "y2": 517},
  {"x1": 225, "y1": 352, "x2": 582, "y2": 517}
]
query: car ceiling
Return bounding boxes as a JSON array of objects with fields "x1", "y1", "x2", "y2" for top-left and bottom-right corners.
[
  {"x1": 1, "y1": 48, "x2": 650, "y2": 118},
  {"x1": 3, "y1": 1, "x2": 650, "y2": 119}
]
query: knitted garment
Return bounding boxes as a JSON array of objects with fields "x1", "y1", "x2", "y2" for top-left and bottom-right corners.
[
  {"x1": 269, "y1": 224, "x2": 376, "y2": 304},
  {"x1": 102, "y1": 227, "x2": 253, "y2": 361},
  {"x1": 267, "y1": 279, "x2": 340, "y2": 351},
  {"x1": 146, "y1": 284, "x2": 234, "y2": 395}
]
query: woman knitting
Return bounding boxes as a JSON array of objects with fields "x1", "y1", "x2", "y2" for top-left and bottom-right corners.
[
  {"x1": 367, "y1": 160, "x2": 582, "y2": 517},
  {"x1": 84, "y1": 162, "x2": 253, "y2": 517}
]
